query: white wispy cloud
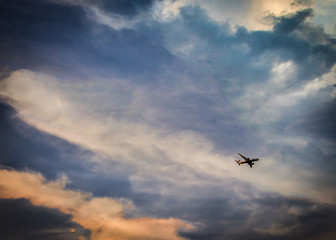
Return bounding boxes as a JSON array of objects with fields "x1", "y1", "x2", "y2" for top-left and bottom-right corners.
[
  {"x1": 50, "y1": 0, "x2": 145, "y2": 30},
  {"x1": 86, "y1": 6, "x2": 140, "y2": 30}
]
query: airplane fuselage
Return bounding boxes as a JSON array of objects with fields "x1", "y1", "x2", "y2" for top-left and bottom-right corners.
[{"x1": 235, "y1": 153, "x2": 259, "y2": 168}]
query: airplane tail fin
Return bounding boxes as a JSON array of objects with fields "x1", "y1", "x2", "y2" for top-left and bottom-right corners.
[{"x1": 235, "y1": 160, "x2": 241, "y2": 165}]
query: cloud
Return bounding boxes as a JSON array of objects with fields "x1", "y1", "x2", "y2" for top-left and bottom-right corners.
[
  {"x1": 1, "y1": 0, "x2": 336, "y2": 207},
  {"x1": 85, "y1": 6, "x2": 140, "y2": 30},
  {"x1": 0, "y1": 0, "x2": 94, "y2": 77},
  {"x1": 147, "y1": 5, "x2": 336, "y2": 203},
  {"x1": 1, "y1": 2, "x2": 336, "y2": 239},
  {"x1": 287, "y1": 93, "x2": 336, "y2": 142},
  {"x1": 159, "y1": 5, "x2": 335, "y2": 136},
  {"x1": 162, "y1": 6, "x2": 336, "y2": 80},
  {"x1": 52, "y1": 0, "x2": 155, "y2": 16},
  {"x1": 152, "y1": 0, "x2": 318, "y2": 30},
  {"x1": 156, "y1": 6, "x2": 336, "y2": 136},
  {"x1": 311, "y1": 0, "x2": 336, "y2": 33},
  {"x1": 2, "y1": 169, "x2": 335, "y2": 240},
  {"x1": 0, "y1": 101, "x2": 95, "y2": 179},
  {"x1": 272, "y1": 8, "x2": 314, "y2": 34},
  {"x1": 0, "y1": 169, "x2": 189, "y2": 240},
  {"x1": 174, "y1": 191, "x2": 336, "y2": 240},
  {"x1": 0, "y1": 198, "x2": 90, "y2": 240},
  {"x1": 234, "y1": 63, "x2": 336, "y2": 126},
  {"x1": 49, "y1": 0, "x2": 156, "y2": 30},
  {"x1": 0, "y1": 69, "x2": 232, "y2": 184},
  {"x1": 47, "y1": 0, "x2": 318, "y2": 33},
  {"x1": 0, "y1": 68, "x2": 315, "y2": 201},
  {"x1": 0, "y1": 0, "x2": 174, "y2": 80}
]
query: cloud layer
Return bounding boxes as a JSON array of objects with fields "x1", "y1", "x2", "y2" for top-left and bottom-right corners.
[
  {"x1": 1, "y1": 0, "x2": 336, "y2": 239},
  {"x1": 1, "y1": 68, "x2": 327, "y2": 201},
  {"x1": 0, "y1": 198, "x2": 90, "y2": 240},
  {"x1": 0, "y1": 169, "x2": 189, "y2": 240}
]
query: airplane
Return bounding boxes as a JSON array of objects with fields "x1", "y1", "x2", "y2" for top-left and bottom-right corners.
[{"x1": 235, "y1": 153, "x2": 259, "y2": 168}]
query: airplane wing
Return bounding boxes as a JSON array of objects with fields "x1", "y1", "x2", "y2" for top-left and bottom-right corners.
[{"x1": 238, "y1": 153, "x2": 248, "y2": 160}]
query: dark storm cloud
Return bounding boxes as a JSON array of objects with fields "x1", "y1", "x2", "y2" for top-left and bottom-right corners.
[
  {"x1": 139, "y1": 6, "x2": 335, "y2": 153},
  {"x1": 0, "y1": 0, "x2": 174, "y2": 80},
  {"x1": 150, "y1": 6, "x2": 336, "y2": 159},
  {"x1": 175, "y1": 7, "x2": 336, "y2": 84},
  {"x1": 273, "y1": 8, "x2": 313, "y2": 34},
  {"x1": 1, "y1": 1, "x2": 334, "y2": 85},
  {"x1": 259, "y1": 9, "x2": 336, "y2": 80},
  {"x1": 0, "y1": 198, "x2": 90, "y2": 240},
  {"x1": 125, "y1": 176, "x2": 336, "y2": 240},
  {"x1": 0, "y1": 0, "x2": 89, "y2": 75},
  {"x1": 279, "y1": 141, "x2": 333, "y2": 170},
  {"x1": 246, "y1": 196, "x2": 336, "y2": 240},
  {"x1": 54, "y1": 0, "x2": 155, "y2": 16},
  {"x1": 97, "y1": 0, "x2": 155, "y2": 16},
  {"x1": 86, "y1": 26, "x2": 175, "y2": 82},
  {"x1": 291, "y1": 0, "x2": 313, "y2": 7},
  {"x1": 176, "y1": 6, "x2": 268, "y2": 82},
  {"x1": 178, "y1": 192, "x2": 336, "y2": 240},
  {"x1": 270, "y1": 8, "x2": 336, "y2": 77},
  {"x1": 287, "y1": 98, "x2": 336, "y2": 141},
  {"x1": 246, "y1": 10, "x2": 336, "y2": 82}
]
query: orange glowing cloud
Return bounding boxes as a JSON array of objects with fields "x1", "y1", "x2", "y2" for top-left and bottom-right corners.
[{"x1": 0, "y1": 169, "x2": 191, "y2": 240}]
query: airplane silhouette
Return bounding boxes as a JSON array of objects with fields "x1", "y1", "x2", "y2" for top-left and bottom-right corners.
[{"x1": 235, "y1": 153, "x2": 259, "y2": 168}]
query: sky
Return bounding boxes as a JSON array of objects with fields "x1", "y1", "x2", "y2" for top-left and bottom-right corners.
[{"x1": 0, "y1": 0, "x2": 336, "y2": 239}]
